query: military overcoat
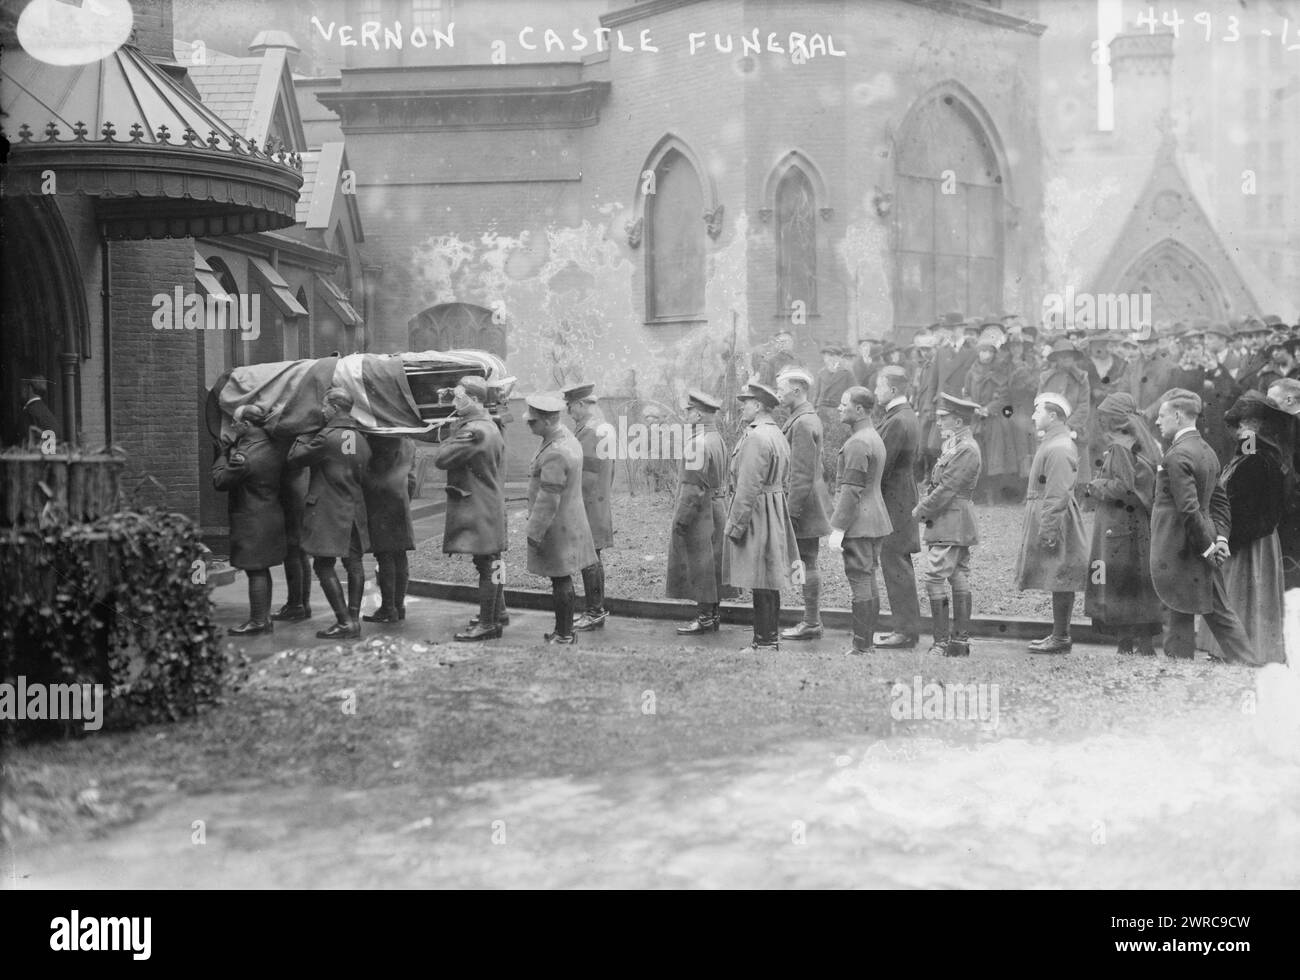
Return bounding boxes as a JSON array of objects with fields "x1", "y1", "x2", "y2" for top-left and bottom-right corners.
[
  {"x1": 212, "y1": 426, "x2": 287, "y2": 569},
  {"x1": 526, "y1": 428, "x2": 597, "y2": 577},
  {"x1": 287, "y1": 414, "x2": 372, "y2": 558}
]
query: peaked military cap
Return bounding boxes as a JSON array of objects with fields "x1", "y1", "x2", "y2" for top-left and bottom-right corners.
[
  {"x1": 523, "y1": 394, "x2": 565, "y2": 418},
  {"x1": 737, "y1": 382, "x2": 780, "y2": 409},
  {"x1": 562, "y1": 382, "x2": 597, "y2": 404},
  {"x1": 685, "y1": 389, "x2": 721, "y2": 412},
  {"x1": 934, "y1": 392, "x2": 980, "y2": 421}
]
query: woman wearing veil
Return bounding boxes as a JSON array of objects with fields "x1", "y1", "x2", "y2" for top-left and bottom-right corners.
[{"x1": 1083, "y1": 392, "x2": 1164, "y2": 655}]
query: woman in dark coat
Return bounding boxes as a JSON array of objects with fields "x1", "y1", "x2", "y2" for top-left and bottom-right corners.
[
  {"x1": 1197, "y1": 392, "x2": 1288, "y2": 664},
  {"x1": 1083, "y1": 392, "x2": 1163, "y2": 655},
  {"x1": 963, "y1": 341, "x2": 1019, "y2": 501},
  {"x1": 361, "y1": 434, "x2": 417, "y2": 623},
  {"x1": 212, "y1": 405, "x2": 287, "y2": 635}
]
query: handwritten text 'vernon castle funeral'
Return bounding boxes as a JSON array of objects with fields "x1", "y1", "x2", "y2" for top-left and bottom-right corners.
[{"x1": 310, "y1": 19, "x2": 846, "y2": 60}]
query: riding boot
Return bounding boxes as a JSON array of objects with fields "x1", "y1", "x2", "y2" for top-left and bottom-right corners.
[
  {"x1": 346, "y1": 562, "x2": 365, "y2": 632},
  {"x1": 232, "y1": 569, "x2": 275, "y2": 635},
  {"x1": 315, "y1": 570, "x2": 357, "y2": 639},
  {"x1": 283, "y1": 551, "x2": 303, "y2": 607},
  {"x1": 393, "y1": 552, "x2": 409, "y2": 620},
  {"x1": 1030, "y1": 592, "x2": 1074, "y2": 653},
  {"x1": 363, "y1": 555, "x2": 397, "y2": 622},
  {"x1": 947, "y1": 591, "x2": 972, "y2": 657},
  {"x1": 928, "y1": 594, "x2": 950, "y2": 655},
  {"x1": 457, "y1": 569, "x2": 503, "y2": 641},
  {"x1": 545, "y1": 576, "x2": 576, "y2": 643},
  {"x1": 849, "y1": 599, "x2": 876, "y2": 654},
  {"x1": 299, "y1": 551, "x2": 313, "y2": 613},
  {"x1": 575, "y1": 560, "x2": 608, "y2": 630}
]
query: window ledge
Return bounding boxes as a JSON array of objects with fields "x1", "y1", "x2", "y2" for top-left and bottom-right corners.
[{"x1": 645, "y1": 315, "x2": 708, "y2": 327}]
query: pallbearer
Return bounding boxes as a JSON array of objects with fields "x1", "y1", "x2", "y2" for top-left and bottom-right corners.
[
  {"x1": 563, "y1": 382, "x2": 615, "y2": 631},
  {"x1": 524, "y1": 394, "x2": 597, "y2": 645},
  {"x1": 287, "y1": 387, "x2": 372, "y2": 641},
  {"x1": 668, "y1": 390, "x2": 729, "y2": 634},
  {"x1": 723, "y1": 382, "x2": 801, "y2": 652},
  {"x1": 361, "y1": 433, "x2": 417, "y2": 624},
  {"x1": 434, "y1": 376, "x2": 508, "y2": 641},
  {"x1": 212, "y1": 405, "x2": 286, "y2": 635},
  {"x1": 912, "y1": 393, "x2": 983, "y2": 656},
  {"x1": 776, "y1": 366, "x2": 833, "y2": 640}
]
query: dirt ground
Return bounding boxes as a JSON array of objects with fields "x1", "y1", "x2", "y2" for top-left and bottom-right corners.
[
  {"x1": 412, "y1": 491, "x2": 1089, "y2": 620},
  {"x1": 5, "y1": 571, "x2": 1300, "y2": 889}
]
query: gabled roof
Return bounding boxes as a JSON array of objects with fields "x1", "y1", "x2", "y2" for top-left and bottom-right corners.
[
  {"x1": 1046, "y1": 132, "x2": 1262, "y2": 318},
  {"x1": 174, "y1": 38, "x2": 306, "y2": 151},
  {"x1": 294, "y1": 142, "x2": 364, "y2": 242}
]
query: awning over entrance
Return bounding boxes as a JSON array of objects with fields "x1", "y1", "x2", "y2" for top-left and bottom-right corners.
[
  {"x1": 249, "y1": 257, "x2": 308, "y2": 317},
  {"x1": 315, "y1": 274, "x2": 363, "y2": 327},
  {"x1": 1, "y1": 45, "x2": 302, "y2": 240},
  {"x1": 195, "y1": 251, "x2": 233, "y2": 303}
]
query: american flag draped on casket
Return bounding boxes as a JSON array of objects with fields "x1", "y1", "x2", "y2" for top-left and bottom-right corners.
[{"x1": 205, "y1": 350, "x2": 515, "y2": 445}]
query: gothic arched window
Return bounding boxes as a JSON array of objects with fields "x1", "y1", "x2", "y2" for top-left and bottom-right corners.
[
  {"x1": 776, "y1": 166, "x2": 817, "y2": 317},
  {"x1": 894, "y1": 91, "x2": 1004, "y2": 329},
  {"x1": 646, "y1": 149, "x2": 705, "y2": 322}
]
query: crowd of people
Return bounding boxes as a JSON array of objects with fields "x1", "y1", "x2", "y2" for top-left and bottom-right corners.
[
  {"x1": 211, "y1": 305, "x2": 1300, "y2": 662},
  {"x1": 743, "y1": 308, "x2": 1300, "y2": 663}
]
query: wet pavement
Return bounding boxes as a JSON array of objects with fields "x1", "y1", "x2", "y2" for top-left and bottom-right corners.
[{"x1": 5, "y1": 566, "x2": 1300, "y2": 889}]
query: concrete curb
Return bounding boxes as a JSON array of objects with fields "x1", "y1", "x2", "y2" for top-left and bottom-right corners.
[{"x1": 406, "y1": 579, "x2": 1114, "y2": 644}]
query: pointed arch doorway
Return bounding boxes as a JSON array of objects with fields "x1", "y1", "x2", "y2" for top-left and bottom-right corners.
[{"x1": 1115, "y1": 240, "x2": 1229, "y2": 324}]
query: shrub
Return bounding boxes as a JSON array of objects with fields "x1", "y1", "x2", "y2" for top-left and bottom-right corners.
[{"x1": 0, "y1": 508, "x2": 236, "y2": 741}]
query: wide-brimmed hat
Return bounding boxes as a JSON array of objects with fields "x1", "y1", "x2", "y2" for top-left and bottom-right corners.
[
  {"x1": 1224, "y1": 390, "x2": 1289, "y2": 426},
  {"x1": 1045, "y1": 338, "x2": 1079, "y2": 359}
]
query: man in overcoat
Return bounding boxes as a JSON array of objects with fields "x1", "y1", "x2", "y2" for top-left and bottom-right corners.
[
  {"x1": 873, "y1": 366, "x2": 922, "y2": 647},
  {"x1": 776, "y1": 367, "x2": 834, "y2": 640},
  {"x1": 667, "y1": 390, "x2": 730, "y2": 634},
  {"x1": 1015, "y1": 392, "x2": 1090, "y2": 653},
  {"x1": 912, "y1": 393, "x2": 983, "y2": 656},
  {"x1": 524, "y1": 394, "x2": 597, "y2": 645},
  {"x1": 1150, "y1": 388, "x2": 1255, "y2": 662},
  {"x1": 287, "y1": 387, "x2": 372, "y2": 640},
  {"x1": 563, "y1": 382, "x2": 616, "y2": 631},
  {"x1": 435, "y1": 376, "x2": 508, "y2": 641},
  {"x1": 724, "y1": 382, "x2": 800, "y2": 652},
  {"x1": 828, "y1": 386, "x2": 894, "y2": 654},
  {"x1": 212, "y1": 404, "x2": 286, "y2": 635}
]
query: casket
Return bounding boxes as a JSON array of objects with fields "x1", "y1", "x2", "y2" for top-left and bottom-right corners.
[{"x1": 205, "y1": 350, "x2": 515, "y2": 445}]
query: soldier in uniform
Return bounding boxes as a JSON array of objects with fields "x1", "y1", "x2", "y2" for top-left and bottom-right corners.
[
  {"x1": 1015, "y1": 392, "x2": 1090, "y2": 653},
  {"x1": 563, "y1": 382, "x2": 615, "y2": 631},
  {"x1": 912, "y1": 393, "x2": 983, "y2": 656},
  {"x1": 287, "y1": 387, "x2": 372, "y2": 640},
  {"x1": 776, "y1": 367, "x2": 834, "y2": 641},
  {"x1": 667, "y1": 390, "x2": 730, "y2": 634},
  {"x1": 361, "y1": 433, "x2": 417, "y2": 624},
  {"x1": 524, "y1": 394, "x2": 597, "y2": 644},
  {"x1": 724, "y1": 382, "x2": 801, "y2": 652},
  {"x1": 273, "y1": 462, "x2": 314, "y2": 622},
  {"x1": 828, "y1": 386, "x2": 894, "y2": 654},
  {"x1": 873, "y1": 366, "x2": 922, "y2": 648},
  {"x1": 435, "y1": 376, "x2": 509, "y2": 641},
  {"x1": 212, "y1": 404, "x2": 286, "y2": 635}
]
